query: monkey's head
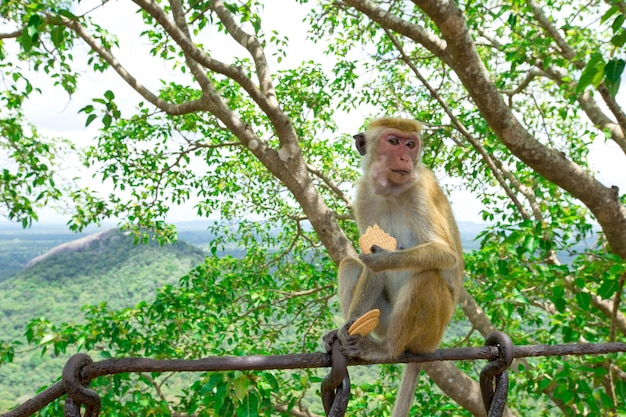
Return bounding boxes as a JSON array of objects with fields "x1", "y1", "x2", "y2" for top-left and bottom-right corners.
[{"x1": 354, "y1": 117, "x2": 422, "y2": 196}]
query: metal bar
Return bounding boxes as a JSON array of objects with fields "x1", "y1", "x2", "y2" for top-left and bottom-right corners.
[
  {"x1": 2, "y1": 342, "x2": 625, "y2": 417},
  {"x1": 1, "y1": 382, "x2": 64, "y2": 417}
]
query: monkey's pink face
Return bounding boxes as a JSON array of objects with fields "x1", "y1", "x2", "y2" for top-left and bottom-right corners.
[{"x1": 376, "y1": 129, "x2": 421, "y2": 185}]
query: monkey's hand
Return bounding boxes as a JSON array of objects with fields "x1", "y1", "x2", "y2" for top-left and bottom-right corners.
[{"x1": 359, "y1": 245, "x2": 398, "y2": 272}]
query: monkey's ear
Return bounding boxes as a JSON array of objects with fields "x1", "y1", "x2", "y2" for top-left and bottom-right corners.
[{"x1": 353, "y1": 133, "x2": 367, "y2": 155}]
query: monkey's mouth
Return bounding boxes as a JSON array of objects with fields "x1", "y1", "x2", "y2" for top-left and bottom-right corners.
[{"x1": 391, "y1": 169, "x2": 409, "y2": 176}]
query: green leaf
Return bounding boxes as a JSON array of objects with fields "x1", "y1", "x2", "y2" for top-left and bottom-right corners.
[
  {"x1": 50, "y1": 26, "x2": 65, "y2": 48},
  {"x1": 79, "y1": 104, "x2": 95, "y2": 114},
  {"x1": 601, "y1": 5, "x2": 619, "y2": 24},
  {"x1": 85, "y1": 114, "x2": 97, "y2": 127},
  {"x1": 102, "y1": 113, "x2": 112, "y2": 128},
  {"x1": 611, "y1": 30, "x2": 626, "y2": 47},
  {"x1": 597, "y1": 278, "x2": 618, "y2": 299},
  {"x1": 200, "y1": 373, "x2": 224, "y2": 394},
  {"x1": 59, "y1": 9, "x2": 78, "y2": 20},
  {"x1": 20, "y1": 28, "x2": 34, "y2": 52},
  {"x1": 606, "y1": 78, "x2": 621, "y2": 96},
  {"x1": 604, "y1": 58, "x2": 625, "y2": 83},
  {"x1": 575, "y1": 292, "x2": 591, "y2": 310},
  {"x1": 237, "y1": 394, "x2": 259, "y2": 417},
  {"x1": 612, "y1": 14, "x2": 625, "y2": 33},
  {"x1": 576, "y1": 53, "x2": 604, "y2": 93},
  {"x1": 233, "y1": 376, "x2": 249, "y2": 400}
]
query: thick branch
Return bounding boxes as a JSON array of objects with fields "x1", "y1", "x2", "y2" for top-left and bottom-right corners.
[
  {"x1": 0, "y1": 28, "x2": 21, "y2": 39},
  {"x1": 458, "y1": 288, "x2": 497, "y2": 337},
  {"x1": 423, "y1": 361, "x2": 517, "y2": 417},
  {"x1": 384, "y1": 29, "x2": 538, "y2": 221},
  {"x1": 404, "y1": 0, "x2": 626, "y2": 259}
]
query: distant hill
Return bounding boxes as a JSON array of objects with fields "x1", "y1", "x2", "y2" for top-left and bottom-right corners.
[
  {"x1": 0, "y1": 221, "x2": 220, "y2": 282},
  {"x1": 0, "y1": 228, "x2": 207, "y2": 341}
]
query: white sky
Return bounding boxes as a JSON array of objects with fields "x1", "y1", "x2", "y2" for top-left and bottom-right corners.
[{"x1": 2, "y1": 0, "x2": 624, "y2": 226}]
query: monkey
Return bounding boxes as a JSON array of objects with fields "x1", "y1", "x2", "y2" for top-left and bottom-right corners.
[{"x1": 324, "y1": 117, "x2": 464, "y2": 417}]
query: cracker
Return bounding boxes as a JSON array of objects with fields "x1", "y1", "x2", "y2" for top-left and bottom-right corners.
[
  {"x1": 348, "y1": 309, "x2": 380, "y2": 337},
  {"x1": 358, "y1": 224, "x2": 396, "y2": 254}
]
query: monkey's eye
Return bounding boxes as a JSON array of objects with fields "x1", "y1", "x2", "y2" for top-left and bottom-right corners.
[
  {"x1": 407, "y1": 141, "x2": 416, "y2": 149},
  {"x1": 388, "y1": 135, "x2": 400, "y2": 145}
]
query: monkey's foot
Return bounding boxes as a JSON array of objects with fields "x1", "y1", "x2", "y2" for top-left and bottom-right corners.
[
  {"x1": 339, "y1": 334, "x2": 366, "y2": 358},
  {"x1": 340, "y1": 334, "x2": 391, "y2": 361}
]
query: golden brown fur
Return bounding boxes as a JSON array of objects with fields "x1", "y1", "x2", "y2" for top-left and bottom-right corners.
[{"x1": 325, "y1": 117, "x2": 464, "y2": 417}]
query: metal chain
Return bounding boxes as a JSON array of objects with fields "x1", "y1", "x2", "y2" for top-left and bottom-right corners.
[
  {"x1": 320, "y1": 338, "x2": 350, "y2": 417},
  {"x1": 480, "y1": 331, "x2": 514, "y2": 417},
  {"x1": 62, "y1": 354, "x2": 101, "y2": 417}
]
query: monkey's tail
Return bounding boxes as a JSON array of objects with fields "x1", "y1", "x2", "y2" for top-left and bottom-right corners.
[{"x1": 391, "y1": 363, "x2": 422, "y2": 417}]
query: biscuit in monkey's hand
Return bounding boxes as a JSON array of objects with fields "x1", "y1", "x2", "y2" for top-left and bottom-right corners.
[
  {"x1": 358, "y1": 224, "x2": 397, "y2": 254},
  {"x1": 348, "y1": 309, "x2": 380, "y2": 337}
]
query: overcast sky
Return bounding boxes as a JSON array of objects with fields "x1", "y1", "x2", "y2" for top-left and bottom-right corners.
[{"x1": 2, "y1": 0, "x2": 624, "y2": 226}]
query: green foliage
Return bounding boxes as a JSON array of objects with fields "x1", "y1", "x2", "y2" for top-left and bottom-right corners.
[
  {"x1": 4, "y1": 249, "x2": 338, "y2": 416},
  {"x1": 0, "y1": 112, "x2": 69, "y2": 227}
]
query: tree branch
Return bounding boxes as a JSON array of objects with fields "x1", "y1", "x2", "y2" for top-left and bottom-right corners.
[
  {"x1": 132, "y1": 0, "x2": 276, "y2": 121},
  {"x1": 208, "y1": 0, "x2": 279, "y2": 109},
  {"x1": 0, "y1": 28, "x2": 22, "y2": 39},
  {"x1": 169, "y1": 0, "x2": 214, "y2": 95},
  {"x1": 422, "y1": 360, "x2": 518, "y2": 417},
  {"x1": 340, "y1": 0, "x2": 447, "y2": 58},
  {"x1": 57, "y1": 15, "x2": 206, "y2": 115},
  {"x1": 527, "y1": 0, "x2": 626, "y2": 154},
  {"x1": 306, "y1": 164, "x2": 352, "y2": 207}
]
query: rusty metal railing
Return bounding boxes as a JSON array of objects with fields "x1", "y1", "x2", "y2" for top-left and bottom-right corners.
[{"x1": 2, "y1": 333, "x2": 625, "y2": 417}]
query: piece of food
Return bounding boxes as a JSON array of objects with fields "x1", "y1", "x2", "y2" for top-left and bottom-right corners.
[
  {"x1": 358, "y1": 224, "x2": 397, "y2": 254},
  {"x1": 348, "y1": 308, "x2": 380, "y2": 336}
]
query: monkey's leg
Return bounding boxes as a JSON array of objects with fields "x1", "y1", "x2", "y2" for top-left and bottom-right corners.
[
  {"x1": 337, "y1": 256, "x2": 364, "y2": 318},
  {"x1": 343, "y1": 271, "x2": 453, "y2": 360},
  {"x1": 387, "y1": 272, "x2": 454, "y2": 417},
  {"x1": 393, "y1": 271, "x2": 455, "y2": 355}
]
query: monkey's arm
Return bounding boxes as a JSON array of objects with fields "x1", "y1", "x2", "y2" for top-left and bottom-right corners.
[{"x1": 359, "y1": 241, "x2": 459, "y2": 273}]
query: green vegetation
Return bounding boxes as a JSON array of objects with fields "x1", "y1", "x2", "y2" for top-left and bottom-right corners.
[{"x1": 0, "y1": 227, "x2": 206, "y2": 409}]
